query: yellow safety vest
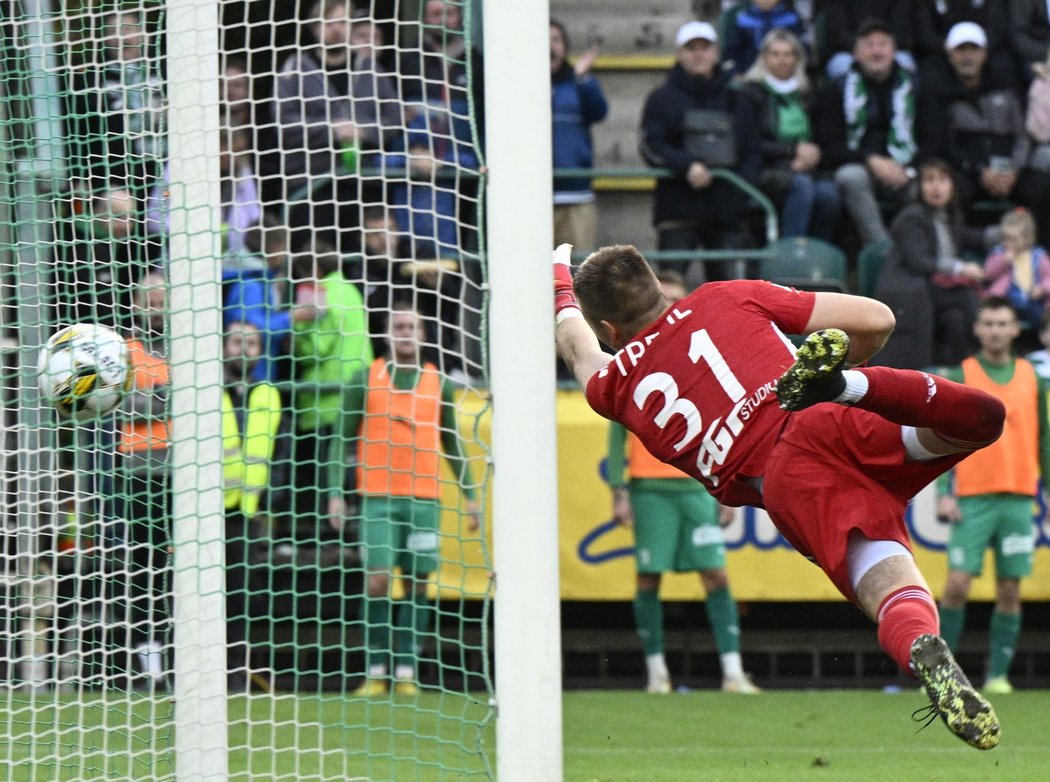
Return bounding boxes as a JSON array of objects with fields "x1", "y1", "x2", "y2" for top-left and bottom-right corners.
[{"x1": 222, "y1": 382, "x2": 282, "y2": 515}]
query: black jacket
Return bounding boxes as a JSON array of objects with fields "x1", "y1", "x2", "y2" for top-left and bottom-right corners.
[
  {"x1": 873, "y1": 202, "x2": 985, "y2": 368},
  {"x1": 882, "y1": 202, "x2": 985, "y2": 282},
  {"x1": 916, "y1": 58, "x2": 1029, "y2": 179},
  {"x1": 815, "y1": 62, "x2": 918, "y2": 168},
  {"x1": 1009, "y1": 0, "x2": 1050, "y2": 64},
  {"x1": 639, "y1": 65, "x2": 762, "y2": 224}
]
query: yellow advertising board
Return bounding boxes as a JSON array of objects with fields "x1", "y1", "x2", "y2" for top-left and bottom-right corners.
[{"x1": 437, "y1": 389, "x2": 1050, "y2": 602}]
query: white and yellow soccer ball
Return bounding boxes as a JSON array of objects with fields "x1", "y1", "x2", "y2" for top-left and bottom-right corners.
[{"x1": 37, "y1": 323, "x2": 132, "y2": 422}]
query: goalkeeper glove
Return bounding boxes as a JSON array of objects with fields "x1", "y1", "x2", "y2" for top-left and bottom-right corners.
[{"x1": 553, "y1": 243, "x2": 582, "y2": 323}]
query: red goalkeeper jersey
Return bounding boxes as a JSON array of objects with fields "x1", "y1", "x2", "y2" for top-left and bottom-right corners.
[{"x1": 586, "y1": 280, "x2": 816, "y2": 507}]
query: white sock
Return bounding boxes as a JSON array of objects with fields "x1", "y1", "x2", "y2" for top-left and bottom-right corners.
[
  {"x1": 394, "y1": 665, "x2": 415, "y2": 681},
  {"x1": 368, "y1": 664, "x2": 387, "y2": 678},
  {"x1": 902, "y1": 425, "x2": 941, "y2": 461},
  {"x1": 645, "y1": 653, "x2": 669, "y2": 682},
  {"x1": 135, "y1": 641, "x2": 164, "y2": 679},
  {"x1": 720, "y1": 652, "x2": 743, "y2": 680},
  {"x1": 833, "y1": 369, "x2": 869, "y2": 405}
]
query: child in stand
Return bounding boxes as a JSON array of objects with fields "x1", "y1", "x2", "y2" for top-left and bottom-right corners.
[{"x1": 983, "y1": 207, "x2": 1050, "y2": 349}]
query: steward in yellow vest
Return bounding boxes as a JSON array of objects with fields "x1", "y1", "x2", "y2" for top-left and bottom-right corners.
[
  {"x1": 222, "y1": 381, "x2": 282, "y2": 516},
  {"x1": 222, "y1": 321, "x2": 282, "y2": 689}
]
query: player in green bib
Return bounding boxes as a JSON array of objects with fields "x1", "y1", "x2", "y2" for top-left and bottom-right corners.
[
  {"x1": 934, "y1": 297, "x2": 1050, "y2": 694},
  {"x1": 326, "y1": 303, "x2": 480, "y2": 696}
]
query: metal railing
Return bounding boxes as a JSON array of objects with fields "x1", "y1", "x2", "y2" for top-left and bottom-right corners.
[
  {"x1": 554, "y1": 166, "x2": 780, "y2": 263},
  {"x1": 284, "y1": 164, "x2": 780, "y2": 266}
]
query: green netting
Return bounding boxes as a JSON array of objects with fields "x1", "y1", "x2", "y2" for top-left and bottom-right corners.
[{"x1": 0, "y1": 1, "x2": 494, "y2": 779}]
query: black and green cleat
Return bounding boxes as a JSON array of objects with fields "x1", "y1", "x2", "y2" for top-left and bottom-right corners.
[
  {"x1": 910, "y1": 633, "x2": 1001, "y2": 750},
  {"x1": 776, "y1": 328, "x2": 851, "y2": 411}
]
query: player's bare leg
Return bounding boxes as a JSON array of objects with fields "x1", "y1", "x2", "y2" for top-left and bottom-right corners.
[{"x1": 854, "y1": 551, "x2": 1000, "y2": 750}]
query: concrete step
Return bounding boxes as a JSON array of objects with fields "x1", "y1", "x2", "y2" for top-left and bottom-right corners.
[{"x1": 551, "y1": 1, "x2": 720, "y2": 56}]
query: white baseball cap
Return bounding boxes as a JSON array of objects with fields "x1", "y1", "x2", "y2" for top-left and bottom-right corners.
[
  {"x1": 676, "y1": 20, "x2": 718, "y2": 48},
  {"x1": 945, "y1": 21, "x2": 987, "y2": 50}
]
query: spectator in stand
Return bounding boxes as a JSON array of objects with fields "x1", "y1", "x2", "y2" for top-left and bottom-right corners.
[
  {"x1": 384, "y1": 107, "x2": 481, "y2": 262},
  {"x1": 217, "y1": 127, "x2": 264, "y2": 258},
  {"x1": 818, "y1": 2, "x2": 915, "y2": 80},
  {"x1": 384, "y1": 101, "x2": 479, "y2": 377},
  {"x1": 115, "y1": 271, "x2": 172, "y2": 692},
  {"x1": 815, "y1": 18, "x2": 918, "y2": 247},
  {"x1": 325, "y1": 303, "x2": 480, "y2": 696},
  {"x1": 66, "y1": 8, "x2": 166, "y2": 209},
  {"x1": 287, "y1": 240, "x2": 373, "y2": 542},
  {"x1": 221, "y1": 56, "x2": 281, "y2": 189},
  {"x1": 353, "y1": 206, "x2": 412, "y2": 355},
  {"x1": 917, "y1": 23, "x2": 1050, "y2": 244},
  {"x1": 1026, "y1": 51, "x2": 1050, "y2": 173},
  {"x1": 873, "y1": 158, "x2": 987, "y2": 370},
  {"x1": 1007, "y1": 0, "x2": 1050, "y2": 74},
  {"x1": 396, "y1": 0, "x2": 487, "y2": 378},
  {"x1": 639, "y1": 20, "x2": 762, "y2": 283},
  {"x1": 353, "y1": 205, "x2": 452, "y2": 368},
  {"x1": 273, "y1": 0, "x2": 401, "y2": 253},
  {"x1": 912, "y1": 0, "x2": 1011, "y2": 72},
  {"x1": 720, "y1": 0, "x2": 810, "y2": 78},
  {"x1": 398, "y1": 0, "x2": 485, "y2": 139},
  {"x1": 550, "y1": 19, "x2": 609, "y2": 253},
  {"x1": 222, "y1": 216, "x2": 323, "y2": 385},
  {"x1": 740, "y1": 28, "x2": 841, "y2": 241},
  {"x1": 222, "y1": 56, "x2": 253, "y2": 132},
  {"x1": 221, "y1": 320, "x2": 283, "y2": 691},
  {"x1": 608, "y1": 270, "x2": 760, "y2": 695},
  {"x1": 983, "y1": 208, "x2": 1050, "y2": 341},
  {"x1": 934, "y1": 297, "x2": 1048, "y2": 696},
  {"x1": 61, "y1": 8, "x2": 166, "y2": 326},
  {"x1": 146, "y1": 126, "x2": 263, "y2": 258}
]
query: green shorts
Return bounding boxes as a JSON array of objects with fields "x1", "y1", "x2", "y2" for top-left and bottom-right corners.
[
  {"x1": 360, "y1": 495, "x2": 441, "y2": 576},
  {"x1": 630, "y1": 483, "x2": 724, "y2": 574},
  {"x1": 947, "y1": 494, "x2": 1036, "y2": 579}
]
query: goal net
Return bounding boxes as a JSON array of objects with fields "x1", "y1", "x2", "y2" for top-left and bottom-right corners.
[{"x1": 0, "y1": 0, "x2": 496, "y2": 779}]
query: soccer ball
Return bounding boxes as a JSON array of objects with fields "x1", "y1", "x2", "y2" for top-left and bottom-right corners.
[{"x1": 37, "y1": 324, "x2": 132, "y2": 421}]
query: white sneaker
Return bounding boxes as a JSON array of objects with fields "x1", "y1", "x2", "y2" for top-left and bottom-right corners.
[
  {"x1": 646, "y1": 671, "x2": 672, "y2": 694},
  {"x1": 722, "y1": 674, "x2": 761, "y2": 694}
]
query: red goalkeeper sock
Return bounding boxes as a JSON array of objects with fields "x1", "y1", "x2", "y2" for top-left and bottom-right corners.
[
  {"x1": 855, "y1": 367, "x2": 1004, "y2": 448},
  {"x1": 876, "y1": 585, "x2": 940, "y2": 675}
]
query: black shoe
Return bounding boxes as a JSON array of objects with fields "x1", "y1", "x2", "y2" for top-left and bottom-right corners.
[
  {"x1": 910, "y1": 634, "x2": 1000, "y2": 750},
  {"x1": 776, "y1": 328, "x2": 850, "y2": 411}
]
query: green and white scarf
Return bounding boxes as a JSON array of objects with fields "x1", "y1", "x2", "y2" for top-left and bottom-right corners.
[{"x1": 843, "y1": 67, "x2": 916, "y2": 165}]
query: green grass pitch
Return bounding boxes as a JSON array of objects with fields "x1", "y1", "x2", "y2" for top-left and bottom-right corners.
[{"x1": 1, "y1": 689, "x2": 1046, "y2": 780}]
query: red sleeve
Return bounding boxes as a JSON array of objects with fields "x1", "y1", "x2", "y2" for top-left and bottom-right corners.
[
  {"x1": 742, "y1": 280, "x2": 817, "y2": 336},
  {"x1": 585, "y1": 363, "x2": 617, "y2": 421}
]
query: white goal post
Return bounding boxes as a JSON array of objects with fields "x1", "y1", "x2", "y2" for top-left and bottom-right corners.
[
  {"x1": 484, "y1": 1, "x2": 565, "y2": 781},
  {"x1": 167, "y1": 0, "x2": 228, "y2": 778}
]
